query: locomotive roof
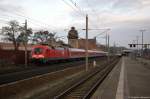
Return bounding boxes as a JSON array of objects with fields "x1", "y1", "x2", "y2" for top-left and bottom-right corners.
[
  {"x1": 69, "y1": 48, "x2": 107, "y2": 53},
  {"x1": 69, "y1": 48, "x2": 85, "y2": 52}
]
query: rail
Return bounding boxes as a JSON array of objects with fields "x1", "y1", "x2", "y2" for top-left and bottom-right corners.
[{"x1": 54, "y1": 58, "x2": 119, "y2": 99}]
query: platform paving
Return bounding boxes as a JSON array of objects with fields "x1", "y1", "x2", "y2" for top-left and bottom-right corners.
[
  {"x1": 91, "y1": 58, "x2": 122, "y2": 99},
  {"x1": 91, "y1": 57, "x2": 150, "y2": 99}
]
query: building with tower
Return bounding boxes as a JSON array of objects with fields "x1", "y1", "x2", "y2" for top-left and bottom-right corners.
[
  {"x1": 68, "y1": 27, "x2": 79, "y2": 48},
  {"x1": 67, "y1": 27, "x2": 97, "y2": 50}
]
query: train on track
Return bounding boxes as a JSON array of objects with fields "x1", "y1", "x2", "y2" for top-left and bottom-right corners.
[{"x1": 31, "y1": 44, "x2": 107, "y2": 63}]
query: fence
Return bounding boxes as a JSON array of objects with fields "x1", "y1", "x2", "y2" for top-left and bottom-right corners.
[{"x1": 0, "y1": 49, "x2": 31, "y2": 65}]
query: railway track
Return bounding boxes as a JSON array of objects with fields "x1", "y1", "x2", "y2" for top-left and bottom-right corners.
[
  {"x1": 54, "y1": 58, "x2": 119, "y2": 99},
  {"x1": 0, "y1": 57, "x2": 106, "y2": 85}
]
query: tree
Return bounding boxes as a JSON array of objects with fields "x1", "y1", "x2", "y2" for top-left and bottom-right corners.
[
  {"x1": 2, "y1": 20, "x2": 20, "y2": 50},
  {"x1": 19, "y1": 27, "x2": 32, "y2": 45},
  {"x1": 1, "y1": 20, "x2": 32, "y2": 51},
  {"x1": 32, "y1": 30, "x2": 57, "y2": 45}
]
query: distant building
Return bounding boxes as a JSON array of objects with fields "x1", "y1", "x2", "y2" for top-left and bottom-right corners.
[
  {"x1": 67, "y1": 27, "x2": 106, "y2": 51},
  {"x1": 68, "y1": 27, "x2": 78, "y2": 39},
  {"x1": 68, "y1": 27, "x2": 79, "y2": 48},
  {"x1": 78, "y1": 38, "x2": 97, "y2": 50},
  {"x1": 97, "y1": 44, "x2": 106, "y2": 51}
]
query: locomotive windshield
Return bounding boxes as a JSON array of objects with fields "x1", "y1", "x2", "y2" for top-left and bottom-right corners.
[{"x1": 34, "y1": 48, "x2": 43, "y2": 54}]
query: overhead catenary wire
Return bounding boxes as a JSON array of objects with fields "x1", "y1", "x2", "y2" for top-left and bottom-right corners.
[
  {"x1": 69, "y1": 0, "x2": 86, "y2": 16},
  {"x1": 0, "y1": 15, "x2": 49, "y2": 30},
  {"x1": 68, "y1": 0, "x2": 101, "y2": 30},
  {"x1": 0, "y1": 19, "x2": 9, "y2": 23},
  {"x1": 86, "y1": 0, "x2": 101, "y2": 28},
  {"x1": 94, "y1": 30, "x2": 108, "y2": 37},
  {"x1": 63, "y1": 0, "x2": 109, "y2": 41},
  {"x1": 61, "y1": 0, "x2": 85, "y2": 17},
  {"x1": 0, "y1": 8, "x2": 57, "y2": 31},
  {"x1": 0, "y1": 1, "x2": 103, "y2": 34}
]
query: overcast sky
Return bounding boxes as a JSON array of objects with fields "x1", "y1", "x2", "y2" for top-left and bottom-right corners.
[{"x1": 0, "y1": 0, "x2": 150, "y2": 47}]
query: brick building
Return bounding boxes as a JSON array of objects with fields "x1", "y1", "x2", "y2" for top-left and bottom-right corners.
[{"x1": 78, "y1": 38, "x2": 97, "y2": 50}]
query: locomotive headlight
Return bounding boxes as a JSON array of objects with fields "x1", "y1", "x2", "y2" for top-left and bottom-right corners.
[
  {"x1": 38, "y1": 55, "x2": 44, "y2": 58},
  {"x1": 32, "y1": 55, "x2": 44, "y2": 58}
]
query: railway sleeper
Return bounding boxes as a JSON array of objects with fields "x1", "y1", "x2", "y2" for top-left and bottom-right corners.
[{"x1": 55, "y1": 58, "x2": 119, "y2": 99}]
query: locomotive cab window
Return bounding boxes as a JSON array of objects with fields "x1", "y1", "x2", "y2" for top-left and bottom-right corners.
[{"x1": 34, "y1": 48, "x2": 43, "y2": 54}]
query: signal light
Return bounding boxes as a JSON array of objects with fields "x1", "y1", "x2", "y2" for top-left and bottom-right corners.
[
  {"x1": 130, "y1": 44, "x2": 132, "y2": 47},
  {"x1": 144, "y1": 44, "x2": 147, "y2": 48},
  {"x1": 129, "y1": 44, "x2": 136, "y2": 47}
]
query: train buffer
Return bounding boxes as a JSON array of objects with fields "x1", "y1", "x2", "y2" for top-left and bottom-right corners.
[{"x1": 92, "y1": 56, "x2": 150, "y2": 99}]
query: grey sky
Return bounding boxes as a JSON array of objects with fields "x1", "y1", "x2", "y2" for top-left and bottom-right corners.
[{"x1": 0, "y1": 0, "x2": 150, "y2": 47}]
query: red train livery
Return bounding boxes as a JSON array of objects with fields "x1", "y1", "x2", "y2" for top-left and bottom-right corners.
[{"x1": 31, "y1": 44, "x2": 107, "y2": 63}]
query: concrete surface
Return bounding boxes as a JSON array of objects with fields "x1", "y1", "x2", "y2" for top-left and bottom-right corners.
[
  {"x1": 125, "y1": 57, "x2": 150, "y2": 99},
  {"x1": 91, "y1": 58, "x2": 122, "y2": 99},
  {"x1": 91, "y1": 57, "x2": 150, "y2": 99}
]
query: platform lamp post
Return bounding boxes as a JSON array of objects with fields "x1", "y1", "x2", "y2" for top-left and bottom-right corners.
[
  {"x1": 140, "y1": 29, "x2": 146, "y2": 57},
  {"x1": 105, "y1": 29, "x2": 111, "y2": 62}
]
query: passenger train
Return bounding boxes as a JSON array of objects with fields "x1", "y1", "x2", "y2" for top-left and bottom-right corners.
[{"x1": 31, "y1": 44, "x2": 107, "y2": 63}]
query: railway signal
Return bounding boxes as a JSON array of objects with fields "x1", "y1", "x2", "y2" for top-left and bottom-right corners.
[
  {"x1": 129, "y1": 44, "x2": 136, "y2": 48},
  {"x1": 129, "y1": 44, "x2": 150, "y2": 48}
]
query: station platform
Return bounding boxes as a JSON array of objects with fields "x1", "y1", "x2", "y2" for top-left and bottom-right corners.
[{"x1": 92, "y1": 57, "x2": 150, "y2": 99}]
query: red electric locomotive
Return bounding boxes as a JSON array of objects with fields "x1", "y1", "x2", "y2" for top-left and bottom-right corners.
[{"x1": 31, "y1": 44, "x2": 107, "y2": 63}]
